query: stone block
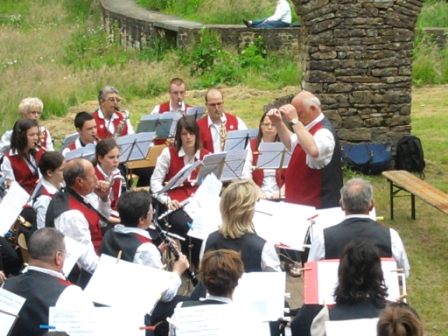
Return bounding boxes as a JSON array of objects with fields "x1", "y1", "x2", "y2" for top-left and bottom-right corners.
[
  {"x1": 371, "y1": 67, "x2": 398, "y2": 76},
  {"x1": 338, "y1": 128, "x2": 372, "y2": 141},
  {"x1": 328, "y1": 83, "x2": 354, "y2": 93},
  {"x1": 343, "y1": 115, "x2": 364, "y2": 128}
]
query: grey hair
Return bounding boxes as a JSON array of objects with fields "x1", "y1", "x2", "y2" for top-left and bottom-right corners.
[
  {"x1": 340, "y1": 178, "x2": 373, "y2": 213},
  {"x1": 18, "y1": 97, "x2": 44, "y2": 116},
  {"x1": 98, "y1": 85, "x2": 119, "y2": 101},
  {"x1": 28, "y1": 228, "x2": 65, "y2": 262},
  {"x1": 63, "y1": 159, "x2": 87, "y2": 186},
  {"x1": 302, "y1": 95, "x2": 321, "y2": 111}
]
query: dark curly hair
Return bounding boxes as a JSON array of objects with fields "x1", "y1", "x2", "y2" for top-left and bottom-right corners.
[{"x1": 333, "y1": 240, "x2": 388, "y2": 308}]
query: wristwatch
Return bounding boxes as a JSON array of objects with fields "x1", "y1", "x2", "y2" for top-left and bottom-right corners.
[{"x1": 290, "y1": 118, "x2": 299, "y2": 126}]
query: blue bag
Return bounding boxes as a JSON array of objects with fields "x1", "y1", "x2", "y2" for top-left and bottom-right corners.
[{"x1": 341, "y1": 143, "x2": 392, "y2": 175}]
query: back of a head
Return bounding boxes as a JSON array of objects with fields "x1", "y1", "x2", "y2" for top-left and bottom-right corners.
[
  {"x1": 377, "y1": 303, "x2": 423, "y2": 336},
  {"x1": 118, "y1": 190, "x2": 152, "y2": 227},
  {"x1": 28, "y1": 228, "x2": 65, "y2": 262},
  {"x1": 39, "y1": 151, "x2": 65, "y2": 177},
  {"x1": 340, "y1": 178, "x2": 373, "y2": 213},
  {"x1": 219, "y1": 179, "x2": 258, "y2": 239},
  {"x1": 200, "y1": 249, "x2": 244, "y2": 297},
  {"x1": 334, "y1": 240, "x2": 387, "y2": 307},
  {"x1": 63, "y1": 158, "x2": 86, "y2": 187}
]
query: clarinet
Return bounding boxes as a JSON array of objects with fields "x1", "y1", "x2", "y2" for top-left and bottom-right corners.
[{"x1": 152, "y1": 218, "x2": 197, "y2": 285}]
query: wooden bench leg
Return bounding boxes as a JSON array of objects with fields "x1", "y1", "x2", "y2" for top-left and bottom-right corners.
[
  {"x1": 389, "y1": 180, "x2": 394, "y2": 220},
  {"x1": 411, "y1": 194, "x2": 416, "y2": 220}
]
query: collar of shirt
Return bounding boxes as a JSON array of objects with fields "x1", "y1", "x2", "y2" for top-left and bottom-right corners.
[
  {"x1": 207, "y1": 114, "x2": 227, "y2": 129},
  {"x1": 114, "y1": 224, "x2": 151, "y2": 239},
  {"x1": 27, "y1": 265, "x2": 66, "y2": 280},
  {"x1": 41, "y1": 177, "x2": 60, "y2": 195},
  {"x1": 304, "y1": 113, "x2": 324, "y2": 131},
  {"x1": 97, "y1": 108, "x2": 119, "y2": 121},
  {"x1": 170, "y1": 101, "x2": 184, "y2": 113},
  {"x1": 178, "y1": 147, "x2": 201, "y2": 160},
  {"x1": 344, "y1": 214, "x2": 371, "y2": 220},
  {"x1": 201, "y1": 295, "x2": 233, "y2": 304}
]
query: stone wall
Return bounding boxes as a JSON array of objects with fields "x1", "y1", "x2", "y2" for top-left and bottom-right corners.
[
  {"x1": 99, "y1": 0, "x2": 300, "y2": 54},
  {"x1": 291, "y1": 0, "x2": 424, "y2": 146}
]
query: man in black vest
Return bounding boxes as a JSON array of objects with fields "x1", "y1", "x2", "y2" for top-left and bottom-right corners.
[
  {"x1": 308, "y1": 178, "x2": 410, "y2": 277},
  {"x1": 3, "y1": 228, "x2": 93, "y2": 336}
]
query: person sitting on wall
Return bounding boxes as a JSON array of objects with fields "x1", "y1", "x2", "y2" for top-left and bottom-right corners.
[{"x1": 243, "y1": 0, "x2": 292, "y2": 28}]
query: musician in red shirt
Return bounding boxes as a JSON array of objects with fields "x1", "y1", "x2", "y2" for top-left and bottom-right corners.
[{"x1": 151, "y1": 78, "x2": 192, "y2": 115}]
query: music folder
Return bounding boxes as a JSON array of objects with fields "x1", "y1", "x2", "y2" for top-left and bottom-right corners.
[
  {"x1": 224, "y1": 128, "x2": 259, "y2": 152},
  {"x1": 63, "y1": 143, "x2": 96, "y2": 161},
  {"x1": 136, "y1": 113, "x2": 181, "y2": 139},
  {"x1": 255, "y1": 142, "x2": 291, "y2": 170},
  {"x1": 186, "y1": 106, "x2": 206, "y2": 120},
  {"x1": 154, "y1": 161, "x2": 202, "y2": 197},
  {"x1": 115, "y1": 132, "x2": 156, "y2": 163}
]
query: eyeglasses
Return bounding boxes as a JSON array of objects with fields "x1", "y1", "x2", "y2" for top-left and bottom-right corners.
[
  {"x1": 207, "y1": 102, "x2": 223, "y2": 108},
  {"x1": 106, "y1": 98, "x2": 121, "y2": 103},
  {"x1": 170, "y1": 91, "x2": 185, "y2": 95},
  {"x1": 260, "y1": 122, "x2": 274, "y2": 127},
  {"x1": 28, "y1": 111, "x2": 42, "y2": 115}
]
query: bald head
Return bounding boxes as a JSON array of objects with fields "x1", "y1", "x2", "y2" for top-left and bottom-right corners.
[
  {"x1": 205, "y1": 88, "x2": 225, "y2": 122},
  {"x1": 205, "y1": 88, "x2": 223, "y2": 103},
  {"x1": 340, "y1": 178, "x2": 374, "y2": 214},
  {"x1": 291, "y1": 91, "x2": 322, "y2": 125}
]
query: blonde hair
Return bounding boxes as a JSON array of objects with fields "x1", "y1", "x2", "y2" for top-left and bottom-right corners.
[
  {"x1": 18, "y1": 97, "x2": 43, "y2": 116},
  {"x1": 219, "y1": 179, "x2": 258, "y2": 239}
]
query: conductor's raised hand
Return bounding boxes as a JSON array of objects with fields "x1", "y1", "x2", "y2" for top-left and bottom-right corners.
[
  {"x1": 279, "y1": 104, "x2": 298, "y2": 122},
  {"x1": 267, "y1": 108, "x2": 283, "y2": 126},
  {"x1": 173, "y1": 253, "x2": 190, "y2": 276}
]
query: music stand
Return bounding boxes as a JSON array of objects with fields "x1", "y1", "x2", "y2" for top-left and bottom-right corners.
[
  {"x1": 197, "y1": 150, "x2": 248, "y2": 183},
  {"x1": 64, "y1": 143, "x2": 96, "y2": 161},
  {"x1": 186, "y1": 106, "x2": 206, "y2": 120},
  {"x1": 115, "y1": 132, "x2": 156, "y2": 164},
  {"x1": 196, "y1": 152, "x2": 227, "y2": 183},
  {"x1": 60, "y1": 132, "x2": 79, "y2": 153},
  {"x1": 255, "y1": 142, "x2": 291, "y2": 170},
  {"x1": 155, "y1": 161, "x2": 202, "y2": 197},
  {"x1": 224, "y1": 128, "x2": 259, "y2": 152},
  {"x1": 136, "y1": 113, "x2": 180, "y2": 139}
]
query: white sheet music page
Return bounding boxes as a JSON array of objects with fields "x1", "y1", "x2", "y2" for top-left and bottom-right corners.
[
  {"x1": 158, "y1": 161, "x2": 202, "y2": 195},
  {"x1": 0, "y1": 181, "x2": 30, "y2": 236},
  {"x1": 84, "y1": 254, "x2": 172, "y2": 314},
  {"x1": 232, "y1": 272, "x2": 286, "y2": 321},
  {"x1": 220, "y1": 150, "x2": 247, "y2": 181},
  {"x1": 170, "y1": 304, "x2": 270, "y2": 336},
  {"x1": 325, "y1": 318, "x2": 379, "y2": 336},
  {"x1": 49, "y1": 306, "x2": 144, "y2": 336},
  {"x1": 257, "y1": 142, "x2": 291, "y2": 169},
  {"x1": 196, "y1": 152, "x2": 227, "y2": 182},
  {"x1": 0, "y1": 287, "x2": 26, "y2": 336},
  {"x1": 62, "y1": 236, "x2": 88, "y2": 276},
  {"x1": 253, "y1": 200, "x2": 315, "y2": 251}
]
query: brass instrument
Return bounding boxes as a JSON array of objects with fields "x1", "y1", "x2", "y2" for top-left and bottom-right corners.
[
  {"x1": 220, "y1": 119, "x2": 227, "y2": 152},
  {"x1": 5, "y1": 215, "x2": 32, "y2": 250},
  {"x1": 112, "y1": 109, "x2": 129, "y2": 140},
  {"x1": 93, "y1": 134, "x2": 100, "y2": 142}
]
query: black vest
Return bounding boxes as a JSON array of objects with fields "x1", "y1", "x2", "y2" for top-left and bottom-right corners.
[
  {"x1": 3, "y1": 270, "x2": 72, "y2": 336},
  {"x1": 204, "y1": 231, "x2": 265, "y2": 272},
  {"x1": 329, "y1": 300, "x2": 383, "y2": 321},
  {"x1": 324, "y1": 217, "x2": 392, "y2": 259},
  {"x1": 100, "y1": 229, "x2": 154, "y2": 262}
]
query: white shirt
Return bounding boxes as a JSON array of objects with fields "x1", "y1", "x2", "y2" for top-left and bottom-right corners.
[
  {"x1": 96, "y1": 108, "x2": 135, "y2": 136},
  {"x1": 54, "y1": 195, "x2": 111, "y2": 273},
  {"x1": 290, "y1": 113, "x2": 335, "y2": 169},
  {"x1": 199, "y1": 232, "x2": 282, "y2": 272},
  {"x1": 1, "y1": 148, "x2": 42, "y2": 183},
  {"x1": 205, "y1": 114, "x2": 247, "y2": 154},
  {"x1": 0, "y1": 126, "x2": 54, "y2": 159},
  {"x1": 26, "y1": 266, "x2": 94, "y2": 308},
  {"x1": 268, "y1": 0, "x2": 292, "y2": 24},
  {"x1": 112, "y1": 225, "x2": 182, "y2": 302},
  {"x1": 61, "y1": 137, "x2": 97, "y2": 156},
  {"x1": 308, "y1": 214, "x2": 411, "y2": 278},
  {"x1": 31, "y1": 178, "x2": 59, "y2": 230},
  {"x1": 151, "y1": 101, "x2": 186, "y2": 114},
  {"x1": 151, "y1": 147, "x2": 202, "y2": 204}
]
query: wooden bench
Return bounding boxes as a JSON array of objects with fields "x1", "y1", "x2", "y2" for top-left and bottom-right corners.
[{"x1": 382, "y1": 170, "x2": 448, "y2": 220}]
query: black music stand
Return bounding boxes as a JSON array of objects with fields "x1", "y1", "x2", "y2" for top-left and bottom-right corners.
[
  {"x1": 197, "y1": 150, "x2": 248, "y2": 183},
  {"x1": 186, "y1": 106, "x2": 206, "y2": 120},
  {"x1": 60, "y1": 132, "x2": 79, "y2": 153},
  {"x1": 136, "y1": 113, "x2": 181, "y2": 139},
  {"x1": 224, "y1": 128, "x2": 259, "y2": 152},
  {"x1": 116, "y1": 132, "x2": 156, "y2": 164},
  {"x1": 64, "y1": 143, "x2": 96, "y2": 161},
  {"x1": 255, "y1": 142, "x2": 291, "y2": 170}
]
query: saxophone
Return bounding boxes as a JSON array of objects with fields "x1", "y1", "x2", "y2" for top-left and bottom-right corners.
[
  {"x1": 220, "y1": 119, "x2": 227, "y2": 152},
  {"x1": 112, "y1": 109, "x2": 129, "y2": 140}
]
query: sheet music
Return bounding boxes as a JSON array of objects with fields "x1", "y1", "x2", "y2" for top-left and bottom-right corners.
[
  {"x1": 0, "y1": 288, "x2": 26, "y2": 336},
  {"x1": 137, "y1": 113, "x2": 174, "y2": 136},
  {"x1": 186, "y1": 106, "x2": 206, "y2": 120},
  {"x1": 49, "y1": 306, "x2": 144, "y2": 336},
  {"x1": 64, "y1": 143, "x2": 96, "y2": 161},
  {"x1": 170, "y1": 304, "x2": 270, "y2": 336},
  {"x1": 224, "y1": 129, "x2": 258, "y2": 152},
  {"x1": 0, "y1": 182, "x2": 30, "y2": 236},
  {"x1": 253, "y1": 200, "x2": 315, "y2": 251},
  {"x1": 305, "y1": 259, "x2": 401, "y2": 305},
  {"x1": 326, "y1": 318, "x2": 379, "y2": 336},
  {"x1": 84, "y1": 254, "x2": 172, "y2": 314},
  {"x1": 220, "y1": 150, "x2": 247, "y2": 181},
  {"x1": 116, "y1": 132, "x2": 155, "y2": 163},
  {"x1": 196, "y1": 153, "x2": 227, "y2": 183},
  {"x1": 60, "y1": 132, "x2": 79, "y2": 151},
  {"x1": 256, "y1": 142, "x2": 291, "y2": 169},
  {"x1": 63, "y1": 236, "x2": 88, "y2": 276},
  {"x1": 156, "y1": 161, "x2": 202, "y2": 196},
  {"x1": 233, "y1": 272, "x2": 286, "y2": 321}
]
